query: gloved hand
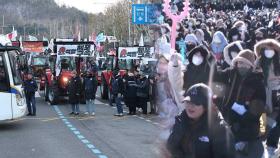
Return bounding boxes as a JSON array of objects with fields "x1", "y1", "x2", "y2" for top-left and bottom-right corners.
[
  {"x1": 235, "y1": 141, "x2": 247, "y2": 151},
  {"x1": 231, "y1": 102, "x2": 247, "y2": 115},
  {"x1": 267, "y1": 146, "x2": 277, "y2": 156}
]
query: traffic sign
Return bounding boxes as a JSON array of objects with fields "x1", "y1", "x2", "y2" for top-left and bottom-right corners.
[{"x1": 132, "y1": 4, "x2": 161, "y2": 25}]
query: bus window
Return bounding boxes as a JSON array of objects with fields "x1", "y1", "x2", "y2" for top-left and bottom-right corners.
[
  {"x1": 0, "y1": 55, "x2": 10, "y2": 92},
  {"x1": 8, "y1": 51, "x2": 22, "y2": 85}
]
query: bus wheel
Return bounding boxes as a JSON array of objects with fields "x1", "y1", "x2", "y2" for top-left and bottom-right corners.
[
  {"x1": 100, "y1": 75, "x2": 108, "y2": 100},
  {"x1": 48, "y1": 86, "x2": 57, "y2": 105}
]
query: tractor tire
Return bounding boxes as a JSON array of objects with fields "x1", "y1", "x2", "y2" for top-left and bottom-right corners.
[
  {"x1": 48, "y1": 85, "x2": 58, "y2": 105},
  {"x1": 100, "y1": 74, "x2": 109, "y2": 100}
]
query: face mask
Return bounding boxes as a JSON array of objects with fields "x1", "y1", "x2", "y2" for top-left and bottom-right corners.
[
  {"x1": 213, "y1": 36, "x2": 222, "y2": 43},
  {"x1": 255, "y1": 36, "x2": 263, "y2": 41},
  {"x1": 238, "y1": 67, "x2": 251, "y2": 76},
  {"x1": 264, "y1": 49, "x2": 275, "y2": 59},
  {"x1": 192, "y1": 55, "x2": 204, "y2": 66},
  {"x1": 232, "y1": 35, "x2": 239, "y2": 41},
  {"x1": 231, "y1": 51, "x2": 238, "y2": 59},
  {"x1": 188, "y1": 22, "x2": 193, "y2": 27}
]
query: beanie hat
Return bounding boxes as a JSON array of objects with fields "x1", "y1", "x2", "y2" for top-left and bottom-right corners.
[{"x1": 232, "y1": 49, "x2": 256, "y2": 68}]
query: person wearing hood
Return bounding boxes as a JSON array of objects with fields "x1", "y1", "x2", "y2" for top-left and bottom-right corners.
[
  {"x1": 214, "y1": 50, "x2": 266, "y2": 158},
  {"x1": 255, "y1": 39, "x2": 280, "y2": 113},
  {"x1": 228, "y1": 27, "x2": 242, "y2": 43},
  {"x1": 184, "y1": 34, "x2": 199, "y2": 57},
  {"x1": 232, "y1": 20, "x2": 250, "y2": 43},
  {"x1": 183, "y1": 45, "x2": 216, "y2": 91},
  {"x1": 248, "y1": 27, "x2": 267, "y2": 50},
  {"x1": 200, "y1": 23, "x2": 212, "y2": 44},
  {"x1": 194, "y1": 29, "x2": 208, "y2": 48},
  {"x1": 210, "y1": 31, "x2": 228, "y2": 66},
  {"x1": 223, "y1": 41, "x2": 246, "y2": 69},
  {"x1": 166, "y1": 83, "x2": 236, "y2": 158}
]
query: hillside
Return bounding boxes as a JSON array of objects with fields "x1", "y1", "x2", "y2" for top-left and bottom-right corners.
[{"x1": 0, "y1": 0, "x2": 91, "y2": 39}]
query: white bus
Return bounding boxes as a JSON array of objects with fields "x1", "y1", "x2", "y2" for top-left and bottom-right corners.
[{"x1": 0, "y1": 46, "x2": 27, "y2": 121}]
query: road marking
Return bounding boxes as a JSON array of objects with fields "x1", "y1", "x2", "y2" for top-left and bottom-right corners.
[{"x1": 53, "y1": 105, "x2": 108, "y2": 158}]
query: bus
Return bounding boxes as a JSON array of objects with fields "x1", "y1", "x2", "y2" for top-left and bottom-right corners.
[{"x1": 0, "y1": 46, "x2": 27, "y2": 121}]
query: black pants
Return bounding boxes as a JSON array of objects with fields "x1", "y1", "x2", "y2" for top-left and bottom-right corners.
[
  {"x1": 127, "y1": 101, "x2": 136, "y2": 114},
  {"x1": 267, "y1": 114, "x2": 280, "y2": 148},
  {"x1": 138, "y1": 98, "x2": 147, "y2": 114}
]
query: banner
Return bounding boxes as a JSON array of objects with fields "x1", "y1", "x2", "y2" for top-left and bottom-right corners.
[
  {"x1": 118, "y1": 47, "x2": 154, "y2": 59},
  {"x1": 56, "y1": 44, "x2": 95, "y2": 55},
  {"x1": 22, "y1": 42, "x2": 44, "y2": 52}
]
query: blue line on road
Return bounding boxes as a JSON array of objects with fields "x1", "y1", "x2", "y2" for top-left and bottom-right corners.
[{"x1": 53, "y1": 105, "x2": 109, "y2": 158}]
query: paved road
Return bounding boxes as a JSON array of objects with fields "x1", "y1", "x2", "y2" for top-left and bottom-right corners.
[{"x1": 0, "y1": 91, "x2": 162, "y2": 158}]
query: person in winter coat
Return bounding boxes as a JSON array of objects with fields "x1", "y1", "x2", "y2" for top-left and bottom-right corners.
[
  {"x1": 24, "y1": 73, "x2": 38, "y2": 116},
  {"x1": 255, "y1": 39, "x2": 280, "y2": 113},
  {"x1": 183, "y1": 45, "x2": 216, "y2": 91},
  {"x1": 214, "y1": 50, "x2": 266, "y2": 158},
  {"x1": 124, "y1": 71, "x2": 137, "y2": 115},
  {"x1": 210, "y1": 31, "x2": 228, "y2": 66},
  {"x1": 83, "y1": 70, "x2": 98, "y2": 116},
  {"x1": 112, "y1": 72, "x2": 124, "y2": 116},
  {"x1": 223, "y1": 41, "x2": 246, "y2": 69},
  {"x1": 266, "y1": 113, "x2": 280, "y2": 156},
  {"x1": 167, "y1": 83, "x2": 236, "y2": 158},
  {"x1": 136, "y1": 72, "x2": 150, "y2": 115},
  {"x1": 68, "y1": 70, "x2": 82, "y2": 115}
]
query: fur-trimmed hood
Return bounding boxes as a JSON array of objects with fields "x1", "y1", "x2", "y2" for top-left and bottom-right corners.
[
  {"x1": 224, "y1": 41, "x2": 246, "y2": 66},
  {"x1": 232, "y1": 49, "x2": 256, "y2": 68},
  {"x1": 254, "y1": 39, "x2": 280, "y2": 57},
  {"x1": 188, "y1": 45, "x2": 210, "y2": 65}
]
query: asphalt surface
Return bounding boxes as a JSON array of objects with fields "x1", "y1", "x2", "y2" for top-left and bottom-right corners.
[
  {"x1": 1, "y1": 90, "x2": 279, "y2": 158},
  {"x1": 0, "y1": 91, "x2": 162, "y2": 158}
]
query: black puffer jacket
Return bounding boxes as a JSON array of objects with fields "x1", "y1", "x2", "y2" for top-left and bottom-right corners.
[
  {"x1": 68, "y1": 76, "x2": 82, "y2": 104},
  {"x1": 214, "y1": 68, "x2": 266, "y2": 142},
  {"x1": 167, "y1": 110, "x2": 235, "y2": 158}
]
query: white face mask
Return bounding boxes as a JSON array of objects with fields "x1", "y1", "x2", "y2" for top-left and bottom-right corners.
[
  {"x1": 264, "y1": 49, "x2": 275, "y2": 59},
  {"x1": 231, "y1": 51, "x2": 238, "y2": 59},
  {"x1": 232, "y1": 35, "x2": 239, "y2": 41},
  {"x1": 188, "y1": 22, "x2": 193, "y2": 27},
  {"x1": 192, "y1": 54, "x2": 204, "y2": 66},
  {"x1": 213, "y1": 36, "x2": 221, "y2": 43}
]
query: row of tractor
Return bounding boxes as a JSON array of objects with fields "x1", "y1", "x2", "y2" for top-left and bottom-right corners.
[{"x1": 14, "y1": 39, "x2": 157, "y2": 105}]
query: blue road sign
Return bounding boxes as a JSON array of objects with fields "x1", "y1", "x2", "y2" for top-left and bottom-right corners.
[{"x1": 132, "y1": 4, "x2": 162, "y2": 25}]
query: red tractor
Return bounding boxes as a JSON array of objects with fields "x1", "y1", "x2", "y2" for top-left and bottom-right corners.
[
  {"x1": 99, "y1": 46, "x2": 155, "y2": 100},
  {"x1": 43, "y1": 40, "x2": 95, "y2": 105}
]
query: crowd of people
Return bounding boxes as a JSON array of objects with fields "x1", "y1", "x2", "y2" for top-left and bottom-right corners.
[{"x1": 153, "y1": 4, "x2": 280, "y2": 158}]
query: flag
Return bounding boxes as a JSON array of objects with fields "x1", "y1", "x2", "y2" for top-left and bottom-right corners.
[
  {"x1": 6, "y1": 27, "x2": 17, "y2": 41},
  {"x1": 43, "y1": 36, "x2": 48, "y2": 41},
  {"x1": 28, "y1": 35, "x2": 38, "y2": 41},
  {"x1": 96, "y1": 32, "x2": 106, "y2": 43}
]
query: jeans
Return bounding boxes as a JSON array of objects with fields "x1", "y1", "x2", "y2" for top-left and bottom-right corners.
[
  {"x1": 71, "y1": 104, "x2": 80, "y2": 113},
  {"x1": 26, "y1": 95, "x2": 36, "y2": 115},
  {"x1": 109, "y1": 92, "x2": 115, "y2": 106},
  {"x1": 86, "y1": 99, "x2": 95, "y2": 113},
  {"x1": 115, "y1": 96, "x2": 123, "y2": 114}
]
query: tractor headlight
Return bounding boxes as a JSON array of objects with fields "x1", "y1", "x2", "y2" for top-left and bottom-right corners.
[{"x1": 63, "y1": 77, "x2": 69, "y2": 83}]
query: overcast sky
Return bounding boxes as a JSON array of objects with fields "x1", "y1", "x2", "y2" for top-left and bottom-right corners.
[{"x1": 54, "y1": 0, "x2": 121, "y2": 14}]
